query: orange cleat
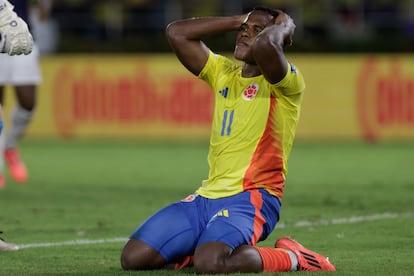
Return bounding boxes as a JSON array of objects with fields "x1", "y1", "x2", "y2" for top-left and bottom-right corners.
[
  {"x1": 275, "y1": 236, "x2": 336, "y2": 272},
  {"x1": 0, "y1": 174, "x2": 5, "y2": 188},
  {"x1": 4, "y1": 148, "x2": 28, "y2": 183}
]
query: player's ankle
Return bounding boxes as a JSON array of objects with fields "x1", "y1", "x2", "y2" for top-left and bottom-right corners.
[{"x1": 285, "y1": 249, "x2": 298, "y2": 271}]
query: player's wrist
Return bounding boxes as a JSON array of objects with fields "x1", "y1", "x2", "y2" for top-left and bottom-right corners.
[{"x1": 234, "y1": 14, "x2": 248, "y2": 28}]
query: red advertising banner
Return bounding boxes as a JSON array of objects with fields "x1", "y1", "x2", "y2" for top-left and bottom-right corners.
[{"x1": 356, "y1": 57, "x2": 414, "y2": 142}]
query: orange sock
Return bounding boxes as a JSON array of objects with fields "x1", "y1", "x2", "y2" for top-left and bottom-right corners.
[{"x1": 254, "y1": 247, "x2": 292, "y2": 272}]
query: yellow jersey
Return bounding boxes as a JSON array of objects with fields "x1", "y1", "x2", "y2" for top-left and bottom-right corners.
[{"x1": 195, "y1": 51, "x2": 305, "y2": 200}]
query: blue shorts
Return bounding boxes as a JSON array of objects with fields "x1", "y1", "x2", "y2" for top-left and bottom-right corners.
[{"x1": 129, "y1": 189, "x2": 281, "y2": 262}]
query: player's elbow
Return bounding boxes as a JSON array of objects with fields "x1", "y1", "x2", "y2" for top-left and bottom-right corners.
[
  {"x1": 165, "y1": 22, "x2": 174, "y2": 38},
  {"x1": 165, "y1": 23, "x2": 181, "y2": 49},
  {"x1": 165, "y1": 21, "x2": 181, "y2": 42}
]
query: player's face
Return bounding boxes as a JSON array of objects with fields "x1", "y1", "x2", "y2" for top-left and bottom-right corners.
[{"x1": 234, "y1": 10, "x2": 274, "y2": 63}]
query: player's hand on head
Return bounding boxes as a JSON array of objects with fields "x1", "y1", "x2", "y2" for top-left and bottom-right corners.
[
  {"x1": 0, "y1": 15, "x2": 34, "y2": 55},
  {"x1": 274, "y1": 11, "x2": 295, "y2": 47}
]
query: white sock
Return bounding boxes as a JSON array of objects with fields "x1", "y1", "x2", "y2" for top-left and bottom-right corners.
[
  {"x1": 285, "y1": 249, "x2": 299, "y2": 271},
  {"x1": 5, "y1": 106, "x2": 34, "y2": 149}
]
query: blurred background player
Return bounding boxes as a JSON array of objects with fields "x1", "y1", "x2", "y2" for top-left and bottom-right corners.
[
  {"x1": 0, "y1": 0, "x2": 47, "y2": 187},
  {"x1": 0, "y1": 0, "x2": 33, "y2": 250}
]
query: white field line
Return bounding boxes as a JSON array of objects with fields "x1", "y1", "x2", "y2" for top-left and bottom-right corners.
[
  {"x1": 277, "y1": 211, "x2": 413, "y2": 229},
  {"x1": 18, "y1": 237, "x2": 127, "y2": 249},
  {"x1": 17, "y1": 211, "x2": 413, "y2": 250}
]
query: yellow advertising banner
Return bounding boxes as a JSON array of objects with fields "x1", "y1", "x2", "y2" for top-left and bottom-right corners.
[
  {"x1": 3, "y1": 54, "x2": 413, "y2": 142},
  {"x1": 293, "y1": 54, "x2": 414, "y2": 142}
]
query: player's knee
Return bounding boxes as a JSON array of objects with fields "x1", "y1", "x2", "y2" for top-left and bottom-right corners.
[
  {"x1": 120, "y1": 251, "x2": 136, "y2": 270},
  {"x1": 193, "y1": 255, "x2": 226, "y2": 274},
  {"x1": 19, "y1": 102, "x2": 35, "y2": 112},
  {"x1": 120, "y1": 247, "x2": 146, "y2": 270},
  {"x1": 120, "y1": 240, "x2": 167, "y2": 270}
]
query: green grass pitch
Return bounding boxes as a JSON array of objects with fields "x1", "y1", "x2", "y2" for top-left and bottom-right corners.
[{"x1": 0, "y1": 140, "x2": 413, "y2": 275}]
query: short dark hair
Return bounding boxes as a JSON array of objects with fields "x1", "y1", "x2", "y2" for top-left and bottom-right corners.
[{"x1": 252, "y1": 6, "x2": 280, "y2": 18}]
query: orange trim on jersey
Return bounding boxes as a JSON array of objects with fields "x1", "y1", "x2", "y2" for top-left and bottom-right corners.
[
  {"x1": 249, "y1": 189, "x2": 265, "y2": 245},
  {"x1": 243, "y1": 97, "x2": 285, "y2": 198}
]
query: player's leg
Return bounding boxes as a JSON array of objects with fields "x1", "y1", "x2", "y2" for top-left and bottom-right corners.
[
  {"x1": 121, "y1": 239, "x2": 166, "y2": 270},
  {"x1": 0, "y1": 86, "x2": 4, "y2": 106},
  {"x1": 193, "y1": 189, "x2": 285, "y2": 273},
  {"x1": 3, "y1": 84, "x2": 35, "y2": 183},
  {"x1": 121, "y1": 197, "x2": 201, "y2": 270},
  {"x1": 0, "y1": 86, "x2": 5, "y2": 187},
  {"x1": 274, "y1": 236, "x2": 336, "y2": 271},
  {"x1": 193, "y1": 189, "x2": 336, "y2": 273},
  {"x1": 3, "y1": 45, "x2": 40, "y2": 183},
  {"x1": 194, "y1": 189, "x2": 312, "y2": 274},
  {"x1": 194, "y1": 227, "x2": 265, "y2": 273},
  {"x1": 8, "y1": 84, "x2": 36, "y2": 145}
]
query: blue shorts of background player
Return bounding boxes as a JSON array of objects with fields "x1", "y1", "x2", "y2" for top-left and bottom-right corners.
[{"x1": 129, "y1": 188, "x2": 281, "y2": 263}]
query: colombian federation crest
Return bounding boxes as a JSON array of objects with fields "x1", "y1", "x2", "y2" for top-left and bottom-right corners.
[{"x1": 242, "y1": 82, "x2": 259, "y2": 101}]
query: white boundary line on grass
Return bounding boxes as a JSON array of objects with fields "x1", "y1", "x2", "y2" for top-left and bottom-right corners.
[
  {"x1": 276, "y1": 211, "x2": 413, "y2": 229},
  {"x1": 17, "y1": 211, "x2": 413, "y2": 249},
  {"x1": 18, "y1": 237, "x2": 127, "y2": 249}
]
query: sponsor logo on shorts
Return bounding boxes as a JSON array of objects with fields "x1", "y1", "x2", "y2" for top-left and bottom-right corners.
[
  {"x1": 181, "y1": 194, "x2": 196, "y2": 202},
  {"x1": 216, "y1": 209, "x2": 229, "y2": 217}
]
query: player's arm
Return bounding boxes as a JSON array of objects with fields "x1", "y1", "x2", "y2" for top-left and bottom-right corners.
[
  {"x1": 252, "y1": 11, "x2": 295, "y2": 85},
  {"x1": 0, "y1": 0, "x2": 34, "y2": 55},
  {"x1": 166, "y1": 15, "x2": 246, "y2": 76}
]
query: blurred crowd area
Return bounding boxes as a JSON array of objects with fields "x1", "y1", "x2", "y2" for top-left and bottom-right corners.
[{"x1": 32, "y1": 0, "x2": 414, "y2": 54}]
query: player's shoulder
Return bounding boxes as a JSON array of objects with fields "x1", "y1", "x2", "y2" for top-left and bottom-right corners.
[
  {"x1": 283, "y1": 61, "x2": 304, "y2": 81},
  {"x1": 202, "y1": 51, "x2": 239, "y2": 75},
  {"x1": 214, "y1": 53, "x2": 240, "y2": 73},
  {"x1": 269, "y1": 61, "x2": 305, "y2": 97}
]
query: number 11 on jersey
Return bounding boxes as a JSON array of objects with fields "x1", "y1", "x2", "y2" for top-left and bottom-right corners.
[{"x1": 221, "y1": 109, "x2": 234, "y2": 136}]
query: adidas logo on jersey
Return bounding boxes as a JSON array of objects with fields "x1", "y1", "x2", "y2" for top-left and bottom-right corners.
[{"x1": 219, "y1": 87, "x2": 229, "y2": 98}]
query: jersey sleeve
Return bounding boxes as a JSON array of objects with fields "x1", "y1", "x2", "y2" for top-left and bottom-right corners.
[
  {"x1": 273, "y1": 62, "x2": 305, "y2": 98},
  {"x1": 198, "y1": 51, "x2": 237, "y2": 90},
  {"x1": 198, "y1": 51, "x2": 219, "y2": 88}
]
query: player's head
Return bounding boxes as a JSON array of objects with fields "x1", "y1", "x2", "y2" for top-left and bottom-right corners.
[
  {"x1": 234, "y1": 7, "x2": 292, "y2": 62},
  {"x1": 252, "y1": 6, "x2": 280, "y2": 18}
]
